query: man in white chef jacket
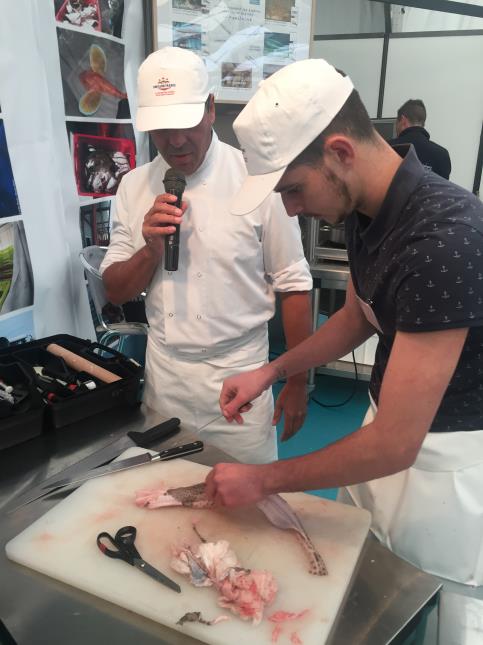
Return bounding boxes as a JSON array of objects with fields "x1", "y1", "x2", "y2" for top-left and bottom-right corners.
[
  {"x1": 205, "y1": 59, "x2": 483, "y2": 643},
  {"x1": 100, "y1": 47, "x2": 313, "y2": 464}
]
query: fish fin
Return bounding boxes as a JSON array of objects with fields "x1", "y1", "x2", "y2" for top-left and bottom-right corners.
[{"x1": 79, "y1": 90, "x2": 102, "y2": 116}]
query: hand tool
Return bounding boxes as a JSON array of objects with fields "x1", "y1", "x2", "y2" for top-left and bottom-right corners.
[
  {"x1": 43, "y1": 440, "x2": 204, "y2": 489},
  {"x1": 46, "y1": 343, "x2": 122, "y2": 383},
  {"x1": 8, "y1": 418, "x2": 181, "y2": 512},
  {"x1": 97, "y1": 525, "x2": 181, "y2": 593}
]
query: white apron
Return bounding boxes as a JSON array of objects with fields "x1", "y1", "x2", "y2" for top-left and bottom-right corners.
[
  {"x1": 142, "y1": 335, "x2": 277, "y2": 465},
  {"x1": 342, "y1": 402, "x2": 483, "y2": 645}
]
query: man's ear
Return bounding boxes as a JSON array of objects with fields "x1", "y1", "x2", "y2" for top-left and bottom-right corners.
[{"x1": 323, "y1": 135, "x2": 355, "y2": 168}]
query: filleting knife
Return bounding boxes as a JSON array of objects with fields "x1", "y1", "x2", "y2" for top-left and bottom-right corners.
[{"x1": 8, "y1": 417, "x2": 182, "y2": 512}]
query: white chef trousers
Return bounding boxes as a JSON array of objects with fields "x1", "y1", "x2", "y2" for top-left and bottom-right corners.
[
  {"x1": 339, "y1": 401, "x2": 483, "y2": 644},
  {"x1": 142, "y1": 336, "x2": 277, "y2": 465}
]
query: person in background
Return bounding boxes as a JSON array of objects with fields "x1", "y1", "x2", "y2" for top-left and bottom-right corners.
[
  {"x1": 100, "y1": 47, "x2": 313, "y2": 464},
  {"x1": 205, "y1": 58, "x2": 483, "y2": 643},
  {"x1": 390, "y1": 98, "x2": 451, "y2": 179}
]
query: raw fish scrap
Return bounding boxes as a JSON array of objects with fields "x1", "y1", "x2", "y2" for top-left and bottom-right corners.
[
  {"x1": 257, "y1": 495, "x2": 328, "y2": 576},
  {"x1": 176, "y1": 611, "x2": 230, "y2": 626},
  {"x1": 135, "y1": 484, "x2": 327, "y2": 575},
  {"x1": 171, "y1": 535, "x2": 277, "y2": 625}
]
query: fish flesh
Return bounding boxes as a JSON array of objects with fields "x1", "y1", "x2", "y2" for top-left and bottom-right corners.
[
  {"x1": 79, "y1": 70, "x2": 127, "y2": 99},
  {"x1": 171, "y1": 533, "x2": 277, "y2": 625},
  {"x1": 135, "y1": 484, "x2": 327, "y2": 575}
]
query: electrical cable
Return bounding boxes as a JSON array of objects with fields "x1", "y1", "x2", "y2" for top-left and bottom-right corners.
[{"x1": 269, "y1": 349, "x2": 360, "y2": 408}]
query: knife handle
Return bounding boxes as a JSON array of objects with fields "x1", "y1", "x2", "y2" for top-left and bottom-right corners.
[
  {"x1": 156, "y1": 440, "x2": 204, "y2": 461},
  {"x1": 127, "y1": 418, "x2": 181, "y2": 448}
]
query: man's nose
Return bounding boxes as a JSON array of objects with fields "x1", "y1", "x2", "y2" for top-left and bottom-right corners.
[
  {"x1": 167, "y1": 130, "x2": 188, "y2": 148},
  {"x1": 282, "y1": 194, "x2": 303, "y2": 217}
]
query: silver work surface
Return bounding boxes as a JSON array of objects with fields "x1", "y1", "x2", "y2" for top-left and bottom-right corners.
[{"x1": 0, "y1": 406, "x2": 441, "y2": 644}]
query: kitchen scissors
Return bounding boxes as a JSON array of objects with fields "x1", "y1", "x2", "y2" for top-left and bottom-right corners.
[{"x1": 96, "y1": 525, "x2": 181, "y2": 593}]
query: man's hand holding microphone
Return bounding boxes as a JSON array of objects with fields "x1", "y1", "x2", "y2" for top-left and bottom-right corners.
[{"x1": 143, "y1": 169, "x2": 186, "y2": 270}]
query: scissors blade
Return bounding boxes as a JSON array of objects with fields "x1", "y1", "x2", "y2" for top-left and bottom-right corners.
[{"x1": 133, "y1": 558, "x2": 181, "y2": 593}]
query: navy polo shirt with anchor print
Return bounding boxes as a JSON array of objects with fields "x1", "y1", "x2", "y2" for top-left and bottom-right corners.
[{"x1": 345, "y1": 145, "x2": 483, "y2": 432}]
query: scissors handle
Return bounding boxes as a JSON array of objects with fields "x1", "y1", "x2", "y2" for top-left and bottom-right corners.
[{"x1": 97, "y1": 525, "x2": 141, "y2": 564}]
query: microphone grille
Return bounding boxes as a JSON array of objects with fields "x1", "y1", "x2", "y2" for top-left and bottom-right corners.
[{"x1": 163, "y1": 168, "x2": 186, "y2": 192}]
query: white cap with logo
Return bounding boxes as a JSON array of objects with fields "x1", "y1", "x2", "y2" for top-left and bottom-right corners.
[
  {"x1": 136, "y1": 46, "x2": 211, "y2": 132},
  {"x1": 231, "y1": 58, "x2": 354, "y2": 215}
]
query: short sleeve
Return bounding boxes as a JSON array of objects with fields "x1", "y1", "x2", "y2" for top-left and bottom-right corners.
[
  {"x1": 99, "y1": 176, "x2": 136, "y2": 275},
  {"x1": 261, "y1": 193, "x2": 313, "y2": 292},
  {"x1": 394, "y1": 223, "x2": 483, "y2": 331}
]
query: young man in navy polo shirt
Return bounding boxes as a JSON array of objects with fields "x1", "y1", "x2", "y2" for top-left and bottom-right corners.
[{"x1": 205, "y1": 58, "x2": 483, "y2": 643}]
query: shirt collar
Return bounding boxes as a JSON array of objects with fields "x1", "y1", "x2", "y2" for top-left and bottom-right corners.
[
  {"x1": 357, "y1": 145, "x2": 426, "y2": 254},
  {"x1": 187, "y1": 130, "x2": 219, "y2": 186}
]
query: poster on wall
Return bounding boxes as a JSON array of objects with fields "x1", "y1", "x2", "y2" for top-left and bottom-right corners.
[
  {"x1": 53, "y1": 0, "x2": 125, "y2": 38},
  {"x1": 156, "y1": 0, "x2": 313, "y2": 102},
  {"x1": 80, "y1": 199, "x2": 112, "y2": 246},
  {"x1": 0, "y1": 121, "x2": 21, "y2": 218},
  {"x1": 0, "y1": 221, "x2": 34, "y2": 317},
  {"x1": 57, "y1": 27, "x2": 130, "y2": 119},
  {"x1": 66, "y1": 121, "x2": 136, "y2": 198}
]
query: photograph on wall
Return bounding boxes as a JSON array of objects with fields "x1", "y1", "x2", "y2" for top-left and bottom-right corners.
[
  {"x1": 172, "y1": 0, "x2": 203, "y2": 10},
  {"x1": 0, "y1": 221, "x2": 34, "y2": 316},
  {"x1": 80, "y1": 199, "x2": 112, "y2": 247},
  {"x1": 265, "y1": 0, "x2": 294, "y2": 23},
  {"x1": 0, "y1": 308, "x2": 34, "y2": 344},
  {"x1": 54, "y1": 0, "x2": 124, "y2": 38},
  {"x1": 57, "y1": 27, "x2": 129, "y2": 118},
  {"x1": 172, "y1": 21, "x2": 202, "y2": 50},
  {"x1": 221, "y1": 62, "x2": 252, "y2": 89},
  {"x1": 0, "y1": 121, "x2": 21, "y2": 219},
  {"x1": 264, "y1": 32, "x2": 290, "y2": 57},
  {"x1": 156, "y1": 0, "x2": 312, "y2": 102},
  {"x1": 67, "y1": 121, "x2": 136, "y2": 197},
  {"x1": 263, "y1": 62, "x2": 283, "y2": 79}
]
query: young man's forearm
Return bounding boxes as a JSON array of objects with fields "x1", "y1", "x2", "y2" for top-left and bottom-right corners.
[
  {"x1": 102, "y1": 246, "x2": 160, "y2": 305},
  {"x1": 269, "y1": 304, "x2": 374, "y2": 382}
]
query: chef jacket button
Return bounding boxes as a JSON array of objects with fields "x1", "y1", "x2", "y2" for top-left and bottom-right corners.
[
  {"x1": 197, "y1": 272, "x2": 202, "y2": 278},
  {"x1": 197, "y1": 314, "x2": 202, "y2": 320},
  {"x1": 198, "y1": 227, "x2": 203, "y2": 232},
  {"x1": 168, "y1": 312, "x2": 174, "y2": 317}
]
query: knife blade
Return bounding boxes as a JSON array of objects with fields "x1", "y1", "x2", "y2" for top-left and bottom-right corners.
[
  {"x1": 44, "y1": 441, "x2": 204, "y2": 489},
  {"x1": 8, "y1": 418, "x2": 181, "y2": 513}
]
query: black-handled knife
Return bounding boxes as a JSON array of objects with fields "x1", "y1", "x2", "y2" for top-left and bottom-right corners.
[
  {"x1": 8, "y1": 418, "x2": 182, "y2": 513},
  {"x1": 44, "y1": 441, "x2": 204, "y2": 489}
]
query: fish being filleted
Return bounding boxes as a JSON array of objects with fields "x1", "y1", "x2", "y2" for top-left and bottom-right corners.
[{"x1": 135, "y1": 483, "x2": 328, "y2": 576}]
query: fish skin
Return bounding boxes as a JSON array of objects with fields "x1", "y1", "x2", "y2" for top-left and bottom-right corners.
[{"x1": 79, "y1": 70, "x2": 127, "y2": 99}]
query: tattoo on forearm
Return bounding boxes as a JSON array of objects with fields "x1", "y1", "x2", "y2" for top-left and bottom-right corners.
[{"x1": 276, "y1": 366, "x2": 288, "y2": 380}]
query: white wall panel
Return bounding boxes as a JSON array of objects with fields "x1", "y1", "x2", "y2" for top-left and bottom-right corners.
[
  {"x1": 383, "y1": 35, "x2": 483, "y2": 191},
  {"x1": 311, "y1": 38, "x2": 384, "y2": 117}
]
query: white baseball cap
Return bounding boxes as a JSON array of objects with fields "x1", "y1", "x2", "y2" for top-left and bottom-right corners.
[
  {"x1": 231, "y1": 58, "x2": 354, "y2": 215},
  {"x1": 136, "y1": 47, "x2": 211, "y2": 132}
]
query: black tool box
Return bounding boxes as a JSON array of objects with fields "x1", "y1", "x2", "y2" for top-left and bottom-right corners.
[{"x1": 0, "y1": 334, "x2": 143, "y2": 449}]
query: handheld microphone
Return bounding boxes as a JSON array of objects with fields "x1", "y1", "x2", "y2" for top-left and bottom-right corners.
[{"x1": 162, "y1": 168, "x2": 186, "y2": 271}]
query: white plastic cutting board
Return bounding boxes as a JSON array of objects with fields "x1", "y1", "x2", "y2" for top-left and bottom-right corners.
[{"x1": 6, "y1": 448, "x2": 371, "y2": 645}]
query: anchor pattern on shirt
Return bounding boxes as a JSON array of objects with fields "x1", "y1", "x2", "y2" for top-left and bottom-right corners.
[{"x1": 347, "y1": 165, "x2": 483, "y2": 432}]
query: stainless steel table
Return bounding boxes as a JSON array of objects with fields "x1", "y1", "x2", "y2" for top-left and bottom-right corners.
[{"x1": 0, "y1": 406, "x2": 441, "y2": 644}]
